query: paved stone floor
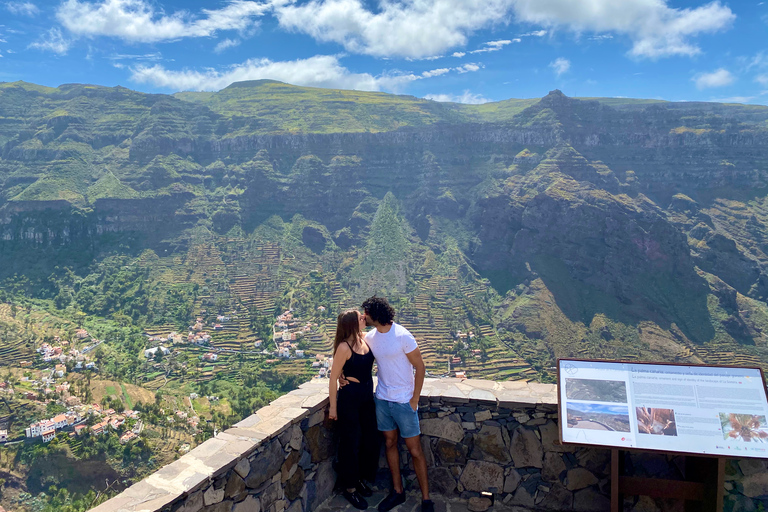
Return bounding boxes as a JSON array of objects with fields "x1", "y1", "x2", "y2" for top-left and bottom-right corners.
[{"x1": 315, "y1": 489, "x2": 535, "y2": 512}]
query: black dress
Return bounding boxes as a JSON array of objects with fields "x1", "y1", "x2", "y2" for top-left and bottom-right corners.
[{"x1": 336, "y1": 342, "x2": 379, "y2": 489}]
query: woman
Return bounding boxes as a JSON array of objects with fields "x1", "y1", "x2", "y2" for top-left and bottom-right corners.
[{"x1": 328, "y1": 309, "x2": 379, "y2": 510}]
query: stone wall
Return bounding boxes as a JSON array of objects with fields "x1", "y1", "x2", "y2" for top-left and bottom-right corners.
[{"x1": 90, "y1": 378, "x2": 768, "y2": 512}]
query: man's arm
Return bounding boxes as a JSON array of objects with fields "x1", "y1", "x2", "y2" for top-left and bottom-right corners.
[{"x1": 406, "y1": 347, "x2": 425, "y2": 412}]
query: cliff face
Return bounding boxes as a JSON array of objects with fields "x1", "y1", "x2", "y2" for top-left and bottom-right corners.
[{"x1": 3, "y1": 82, "x2": 768, "y2": 366}]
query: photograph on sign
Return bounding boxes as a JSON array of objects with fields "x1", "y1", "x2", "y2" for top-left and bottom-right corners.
[{"x1": 557, "y1": 359, "x2": 768, "y2": 458}]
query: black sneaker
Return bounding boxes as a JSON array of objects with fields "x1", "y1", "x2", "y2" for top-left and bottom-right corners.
[
  {"x1": 357, "y1": 480, "x2": 373, "y2": 497},
  {"x1": 378, "y1": 491, "x2": 406, "y2": 512},
  {"x1": 421, "y1": 500, "x2": 434, "y2": 512},
  {"x1": 343, "y1": 490, "x2": 369, "y2": 510}
]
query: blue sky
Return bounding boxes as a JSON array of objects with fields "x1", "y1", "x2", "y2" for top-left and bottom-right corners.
[
  {"x1": 1, "y1": 0, "x2": 767, "y2": 104},
  {"x1": 567, "y1": 403, "x2": 629, "y2": 416}
]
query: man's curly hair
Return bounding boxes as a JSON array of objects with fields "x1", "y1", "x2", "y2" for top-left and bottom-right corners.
[{"x1": 362, "y1": 296, "x2": 395, "y2": 325}]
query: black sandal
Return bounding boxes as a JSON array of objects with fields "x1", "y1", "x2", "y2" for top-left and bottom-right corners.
[{"x1": 343, "y1": 489, "x2": 369, "y2": 510}]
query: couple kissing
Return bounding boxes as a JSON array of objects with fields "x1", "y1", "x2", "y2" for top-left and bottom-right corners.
[{"x1": 328, "y1": 296, "x2": 432, "y2": 512}]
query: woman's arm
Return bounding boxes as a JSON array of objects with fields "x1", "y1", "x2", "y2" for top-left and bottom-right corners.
[{"x1": 328, "y1": 343, "x2": 350, "y2": 420}]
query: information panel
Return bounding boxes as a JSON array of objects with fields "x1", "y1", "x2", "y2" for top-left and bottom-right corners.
[{"x1": 558, "y1": 359, "x2": 768, "y2": 458}]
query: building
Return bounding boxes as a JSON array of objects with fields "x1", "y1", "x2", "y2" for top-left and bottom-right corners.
[
  {"x1": 0, "y1": 430, "x2": 7, "y2": 443},
  {"x1": 75, "y1": 329, "x2": 89, "y2": 339},
  {"x1": 41, "y1": 428, "x2": 55, "y2": 442},
  {"x1": 295, "y1": 350, "x2": 305, "y2": 358},
  {"x1": 202, "y1": 353, "x2": 218, "y2": 362},
  {"x1": 254, "y1": 340, "x2": 263, "y2": 348},
  {"x1": 74, "y1": 425, "x2": 87, "y2": 436},
  {"x1": 120, "y1": 431, "x2": 137, "y2": 444},
  {"x1": 278, "y1": 348, "x2": 290, "y2": 358},
  {"x1": 144, "y1": 346, "x2": 170, "y2": 358}
]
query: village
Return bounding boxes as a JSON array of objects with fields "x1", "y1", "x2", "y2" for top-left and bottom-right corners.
[{"x1": 140, "y1": 308, "x2": 335, "y2": 379}]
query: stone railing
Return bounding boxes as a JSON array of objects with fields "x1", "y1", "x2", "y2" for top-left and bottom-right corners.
[{"x1": 90, "y1": 378, "x2": 767, "y2": 512}]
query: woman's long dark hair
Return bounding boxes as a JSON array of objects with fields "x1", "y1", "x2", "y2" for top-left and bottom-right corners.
[{"x1": 333, "y1": 309, "x2": 361, "y2": 356}]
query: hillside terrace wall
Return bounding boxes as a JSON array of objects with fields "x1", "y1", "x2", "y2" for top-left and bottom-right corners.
[{"x1": 90, "y1": 378, "x2": 767, "y2": 512}]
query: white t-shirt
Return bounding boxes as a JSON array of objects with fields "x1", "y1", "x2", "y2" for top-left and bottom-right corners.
[{"x1": 365, "y1": 322, "x2": 418, "y2": 403}]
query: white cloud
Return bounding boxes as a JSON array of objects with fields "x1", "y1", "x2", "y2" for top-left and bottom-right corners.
[
  {"x1": 452, "y1": 52, "x2": 466, "y2": 58},
  {"x1": 215, "y1": 38, "x2": 240, "y2": 53},
  {"x1": 56, "y1": 0, "x2": 271, "y2": 42},
  {"x1": 275, "y1": 0, "x2": 514, "y2": 59},
  {"x1": 421, "y1": 67, "x2": 450, "y2": 78},
  {"x1": 756, "y1": 74, "x2": 768, "y2": 86},
  {"x1": 29, "y1": 27, "x2": 70, "y2": 54},
  {"x1": 271, "y1": 0, "x2": 734, "y2": 60},
  {"x1": 693, "y1": 68, "x2": 734, "y2": 89},
  {"x1": 5, "y1": 1, "x2": 39, "y2": 16},
  {"x1": 456, "y1": 62, "x2": 481, "y2": 73},
  {"x1": 468, "y1": 38, "x2": 519, "y2": 53},
  {"x1": 512, "y1": 0, "x2": 734, "y2": 59},
  {"x1": 424, "y1": 90, "x2": 490, "y2": 104},
  {"x1": 710, "y1": 95, "x2": 754, "y2": 103},
  {"x1": 6, "y1": 49, "x2": 14, "y2": 53},
  {"x1": 520, "y1": 29, "x2": 547, "y2": 37},
  {"x1": 109, "y1": 52, "x2": 162, "y2": 61},
  {"x1": 129, "y1": 54, "x2": 482, "y2": 92},
  {"x1": 549, "y1": 57, "x2": 570, "y2": 76}
]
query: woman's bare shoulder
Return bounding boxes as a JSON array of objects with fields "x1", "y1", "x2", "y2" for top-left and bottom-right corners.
[{"x1": 335, "y1": 342, "x2": 352, "y2": 358}]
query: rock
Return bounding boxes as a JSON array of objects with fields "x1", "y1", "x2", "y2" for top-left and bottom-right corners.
[
  {"x1": 436, "y1": 439, "x2": 468, "y2": 464},
  {"x1": 537, "y1": 482, "x2": 573, "y2": 510},
  {"x1": 285, "y1": 466, "x2": 305, "y2": 501},
  {"x1": 203, "y1": 501, "x2": 234, "y2": 512},
  {"x1": 260, "y1": 482, "x2": 284, "y2": 511},
  {"x1": 307, "y1": 409, "x2": 324, "y2": 428},
  {"x1": 510, "y1": 486, "x2": 535, "y2": 508},
  {"x1": 421, "y1": 436, "x2": 435, "y2": 467},
  {"x1": 742, "y1": 472, "x2": 768, "y2": 498},
  {"x1": 471, "y1": 425, "x2": 512, "y2": 464},
  {"x1": 289, "y1": 424, "x2": 303, "y2": 451},
  {"x1": 309, "y1": 460, "x2": 335, "y2": 509},
  {"x1": 538, "y1": 422, "x2": 571, "y2": 452},
  {"x1": 282, "y1": 450, "x2": 301, "y2": 482},
  {"x1": 566, "y1": 468, "x2": 598, "y2": 491},
  {"x1": 503, "y1": 469, "x2": 522, "y2": 493},
  {"x1": 246, "y1": 440, "x2": 285, "y2": 489},
  {"x1": 203, "y1": 485, "x2": 225, "y2": 506},
  {"x1": 573, "y1": 487, "x2": 610, "y2": 512},
  {"x1": 420, "y1": 416, "x2": 464, "y2": 442},
  {"x1": 234, "y1": 458, "x2": 251, "y2": 479},
  {"x1": 739, "y1": 459, "x2": 767, "y2": 477},
  {"x1": 629, "y1": 496, "x2": 661, "y2": 512},
  {"x1": 468, "y1": 497, "x2": 492, "y2": 512},
  {"x1": 225, "y1": 472, "x2": 247, "y2": 499},
  {"x1": 542, "y1": 452, "x2": 567, "y2": 482},
  {"x1": 509, "y1": 428, "x2": 543, "y2": 468},
  {"x1": 233, "y1": 496, "x2": 260, "y2": 512},
  {"x1": 575, "y1": 448, "x2": 609, "y2": 473},
  {"x1": 305, "y1": 424, "x2": 334, "y2": 462},
  {"x1": 298, "y1": 450, "x2": 312, "y2": 470},
  {"x1": 178, "y1": 491, "x2": 203, "y2": 512},
  {"x1": 475, "y1": 410, "x2": 492, "y2": 422},
  {"x1": 429, "y1": 467, "x2": 457, "y2": 495},
  {"x1": 286, "y1": 498, "x2": 303, "y2": 512},
  {"x1": 459, "y1": 461, "x2": 504, "y2": 492}
]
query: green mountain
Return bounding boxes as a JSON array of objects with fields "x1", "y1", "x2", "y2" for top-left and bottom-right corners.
[{"x1": 2, "y1": 79, "x2": 768, "y2": 379}]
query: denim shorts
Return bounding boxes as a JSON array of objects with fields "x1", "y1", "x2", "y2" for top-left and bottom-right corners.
[{"x1": 374, "y1": 396, "x2": 421, "y2": 438}]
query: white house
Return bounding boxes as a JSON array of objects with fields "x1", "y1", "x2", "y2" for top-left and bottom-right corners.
[
  {"x1": 203, "y1": 353, "x2": 218, "y2": 362},
  {"x1": 278, "y1": 348, "x2": 290, "y2": 358},
  {"x1": 144, "y1": 346, "x2": 170, "y2": 358},
  {"x1": 0, "y1": 430, "x2": 7, "y2": 443},
  {"x1": 295, "y1": 350, "x2": 305, "y2": 358},
  {"x1": 42, "y1": 428, "x2": 56, "y2": 442}
]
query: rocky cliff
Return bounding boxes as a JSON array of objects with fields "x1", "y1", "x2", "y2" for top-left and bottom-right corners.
[{"x1": 2, "y1": 80, "x2": 768, "y2": 373}]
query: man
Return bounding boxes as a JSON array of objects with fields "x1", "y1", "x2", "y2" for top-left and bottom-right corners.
[{"x1": 361, "y1": 296, "x2": 432, "y2": 512}]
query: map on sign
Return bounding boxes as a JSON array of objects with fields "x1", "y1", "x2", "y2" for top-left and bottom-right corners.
[{"x1": 557, "y1": 359, "x2": 768, "y2": 458}]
